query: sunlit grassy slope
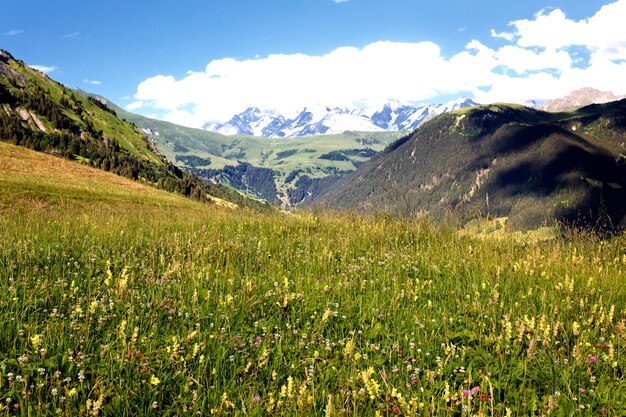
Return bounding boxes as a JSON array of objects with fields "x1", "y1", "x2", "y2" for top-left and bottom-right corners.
[
  {"x1": 1, "y1": 51, "x2": 268, "y2": 211},
  {"x1": 0, "y1": 141, "x2": 208, "y2": 211},
  {"x1": 1, "y1": 141, "x2": 626, "y2": 416},
  {"x1": 2, "y1": 55, "x2": 161, "y2": 165}
]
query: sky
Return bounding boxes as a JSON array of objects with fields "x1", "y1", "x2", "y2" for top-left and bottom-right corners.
[{"x1": 3, "y1": 0, "x2": 626, "y2": 127}]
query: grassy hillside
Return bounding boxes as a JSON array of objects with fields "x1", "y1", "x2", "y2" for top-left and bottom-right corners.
[
  {"x1": 1, "y1": 52, "x2": 160, "y2": 165},
  {"x1": 319, "y1": 101, "x2": 626, "y2": 230},
  {"x1": 0, "y1": 141, "x2": 213, "y2": 211},
  {"x1": 0, "y1": 50, "x2": 268, "y2": 211},
  {"x1": 104, "y1": 99, "x2": 401, "y2": 206},
  {"x1": 2, "y1": 140, "x2": 626, "y2": 415}
]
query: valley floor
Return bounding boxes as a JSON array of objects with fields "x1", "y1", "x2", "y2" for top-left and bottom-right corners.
[{"x1": 1, "y1": 143, "x2": 626, "y2": 416}]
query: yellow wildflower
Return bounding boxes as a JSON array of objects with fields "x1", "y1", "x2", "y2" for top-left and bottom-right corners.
[{"x1": 150, "y1": 375, "x2": 160, "y2": 386}]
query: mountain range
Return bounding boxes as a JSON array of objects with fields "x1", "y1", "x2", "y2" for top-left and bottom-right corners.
[{"x1": 203, "y1": 98, "x2": 478, "y2": 137}]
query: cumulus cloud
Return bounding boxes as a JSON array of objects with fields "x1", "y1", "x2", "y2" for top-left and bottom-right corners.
[
  {"x1": 30, "y1": 65, "x2": 56, "y2": 74},
  {"x1": 511, "y1": 3, "x2": 626, "y2": 56},
  {"x1": 132, "y1": 0, "x2": 626, "y2": 127}
]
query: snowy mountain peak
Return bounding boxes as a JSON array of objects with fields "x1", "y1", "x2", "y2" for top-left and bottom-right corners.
[
  {"x1": 441, "y1": 97, "x2": 478, "y2": 110},
  {"x1": 203, "y1": 98, "x2": 480, "y2": 138}
]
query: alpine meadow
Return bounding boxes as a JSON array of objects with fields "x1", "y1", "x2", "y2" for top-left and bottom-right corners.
[
  {"x1": 2, "y1": 142, "x2": 626, "y2": 416},
  {"x1": 3, "y1": 0, "x2": 626, "y2": 416}
]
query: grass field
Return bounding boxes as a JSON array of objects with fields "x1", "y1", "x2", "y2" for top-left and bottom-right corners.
[{"x1": 1, "y1": 142, "x2": 625, "y2": 416}]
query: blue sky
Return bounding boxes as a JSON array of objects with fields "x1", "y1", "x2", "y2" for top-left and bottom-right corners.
[{"x1": 3, "y1": 0, "x2": 625, "y2": 126}]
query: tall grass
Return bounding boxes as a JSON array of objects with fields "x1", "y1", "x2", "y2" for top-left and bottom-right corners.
[{"x1": 1, "y1": 196, "x2": 625, "y2": 416}]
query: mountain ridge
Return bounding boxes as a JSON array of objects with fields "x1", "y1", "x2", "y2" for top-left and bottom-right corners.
[
  {"x1": 540, "y1": 88, "x2": 626, "y2": 112},
  {"x1": 202, "y1": 98, "x2": 479, "y2": 138},
  {"x1": 317, "y1": 101, "x2": 626, "y2": 230}
]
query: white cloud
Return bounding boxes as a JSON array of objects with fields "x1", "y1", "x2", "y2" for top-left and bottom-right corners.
[
  {"x1": 63, "y1": 32, "x2": 80, "y2": 39},
  {"x1": 83, "y1": 79, "x2": 102, "y2": 85},
  {"x1": 509, "y1": 1, "x2": 626, "y2": 60},
  {"x1": 4, "y1": 29, "x2": 24, "y2": 36},
  {"x1": 126, "y1": 101, "x2": 144, "y2": 111},
  {"x1": 494, "y1": 45, "x2": 572, "y2": 75},
  {"x1": 333, "y1": 0, "x2": 349, "y2": 3},
  {"x1": 490, "y1": 29, "x2": 514, "y2": 42},
  {"x1": 30, "y1": 65, "x2": 56, "y2": 74},
  {"x1": 133, "y1": 0, "x2": 626, "y2": 127}
]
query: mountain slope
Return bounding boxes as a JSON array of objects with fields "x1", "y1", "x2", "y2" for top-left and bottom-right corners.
[
  {"x1": 0, "y1": 50, "x2": 267, "y2": 211},
  {"x1": 203, "y1": 98, "x2": 479, "y2": 138},
  {"x1": 0, "y1": 140, "x2": 209, "y2": 210},
  {"x1": 317, "y1": 101, "x2": 626, "y2": 230}
]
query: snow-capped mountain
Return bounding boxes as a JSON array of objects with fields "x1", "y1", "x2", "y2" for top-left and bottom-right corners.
[
  {"x1": 203, "y1": 107, "x2": 288, "y2": 137},
  {"x1": 203, "y1": 98, "x2": 479, "y2": 138}
]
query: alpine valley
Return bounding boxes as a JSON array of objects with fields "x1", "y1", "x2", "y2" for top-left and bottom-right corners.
[
  {"x1": 100, "y1": 98, "x2": 479, "y2": 207},
  {"x1": 5, "y1": 1, "x2": 626, "y2": 414},
  {"x1": 2, "y1": 49, "x2": 626, "y2": 230}
]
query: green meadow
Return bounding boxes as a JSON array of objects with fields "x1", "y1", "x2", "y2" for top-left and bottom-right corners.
[{"x1": 1, "y1": 143, "x2": 626, "y2": 416}]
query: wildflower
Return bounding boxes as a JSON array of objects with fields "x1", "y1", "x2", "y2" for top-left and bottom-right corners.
[
  {"x1": 30, "y1": 334, "x2": 42, "y2": 349},
  {"x1": 588, "y1": 355, "x2": 597, "y2": 364},
  {"x1": 150, "y1": 375, "x2": 160, "y2": 386},
  {"x1": 251, "y1": 395, "x2": 260, "y2": 404},
  {"x1": 579, "y1": 387, "x2": 585, "y2": 393},
  {"x1": 287, "y1": 376, "x2": 294, "y2": 398},
  {"x1": 322, "y1": 309, "x2": 332, "y2": 322},
  {"x1": 463, "y1": 386, "x2": 479, "y2": 398},
  {"x1": 361, "y1": 368, "x2": 381, "y2": 400}
]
